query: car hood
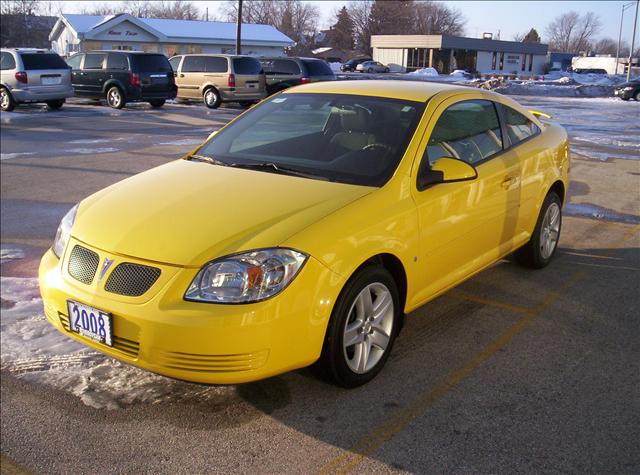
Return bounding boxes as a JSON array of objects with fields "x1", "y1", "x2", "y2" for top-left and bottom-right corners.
[{"x1": 72, "y1": 160, "x2": 373, "y2": 266}]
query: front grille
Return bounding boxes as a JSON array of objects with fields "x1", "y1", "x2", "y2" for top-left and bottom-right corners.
[
  {"x1": 68, "y1": 245, "x2": 99, "y2": 285},
  {"x1": 152, "y1": 349, "x2": 269, "y2": 373},
  {"x1": 104, "y1": 263, "x2": 161, "y2": 297}
]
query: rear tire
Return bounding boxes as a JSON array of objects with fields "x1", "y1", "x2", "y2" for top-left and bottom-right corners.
[
  {"x1": 149, "y1": 99, "x2": 165, "y2": 108},
  {"x1": 203, "y1": 88, "x2": 221, "y2": 109},
  {"x1": 106, "y1": 86, "x2": 125, "y2": 109},
  {"x1": 634, "y1": 91, "x2": 639, "y2": 101},
  {"x1": 515, "y1": 191, "x2": 562, "y2": 269},
  {"x1": 46, "y1": 99, "x2": 65, "y2": 110},
  {"x1": 0, "y1": 87, "x2": 16, "y2": 112},
  {"x1": 315, "y1": 265, "x2": 400, "y2": 388}
]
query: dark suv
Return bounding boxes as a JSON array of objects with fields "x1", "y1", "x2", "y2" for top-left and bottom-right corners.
[
  {"x1": 259, "y1": 57, "x2": 335, "y2": 95},
  {"x1": 66, "y1": 51, "x2": 177, "y2": 109},
  {"x1": 340, "y1": 57, "x2": 371, "y2": 72}
]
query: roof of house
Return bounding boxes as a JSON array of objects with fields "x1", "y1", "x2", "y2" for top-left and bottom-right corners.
[{"x1": 58, "y1": 13, "x2": 293, "y2": 45}]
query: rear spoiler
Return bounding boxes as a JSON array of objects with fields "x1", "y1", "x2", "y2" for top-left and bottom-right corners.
[{"x1": 528, "y1": 109, "x2": 552, "y2": 119}]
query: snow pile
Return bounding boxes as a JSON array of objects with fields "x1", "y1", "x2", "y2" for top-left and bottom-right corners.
[
  {"x1": 329, "y1": 62, "x2": 342, "y2": 72},
  {"x1": 472, "y1": 75, "x2": 617, "y2": 97},
  {"x1": 0, "y1": 246, "x2": 25, "y2": 263},
  {"x1": 409, "y1": 67, "x2": 438, "y2": 77},
  {"x1": 450, "y1": 69, "x2": 470, "y2": 78},
  {"x1": 1, "y1": 276, "x2": 231, "y2": 410}
]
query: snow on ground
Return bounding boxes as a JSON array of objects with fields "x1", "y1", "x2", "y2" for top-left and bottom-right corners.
[
  {"x1": 1, "y1": 275, "x2": 231, "y2": 410},
  {"x1": 408, "y1": 67, "x2": 439, "y2": 77},
  {"x1": 0, "y1": 245, "x2": 25, "y2": 263}
]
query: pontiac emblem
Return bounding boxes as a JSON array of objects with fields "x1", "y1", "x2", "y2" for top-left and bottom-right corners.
[{"x1": 99, "y1": 257, "x2": 115, "y2": 281}]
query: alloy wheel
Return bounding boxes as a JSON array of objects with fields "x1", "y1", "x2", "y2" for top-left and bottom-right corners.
[
  {"x1": 0, "y1": 89, "x2": 8, "y2": 109},
  {"x1": 108, "y1": 88, "x2": 122, "y2": 108},
  {"x1": 343, "y1": 282, "x2": 394, "y2": 374},
  {"x1": 540, "y1": 202, "x2": 560, "y2": 259}
]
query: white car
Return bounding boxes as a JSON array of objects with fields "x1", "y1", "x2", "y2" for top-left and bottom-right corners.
[{"x1": 356, "y1": 61, "x2": 390, "y2": 73}]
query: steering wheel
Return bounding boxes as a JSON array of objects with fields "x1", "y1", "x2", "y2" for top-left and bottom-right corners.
[{"x1": 362, "y1": 143, "x2": 393, "y2": 153}]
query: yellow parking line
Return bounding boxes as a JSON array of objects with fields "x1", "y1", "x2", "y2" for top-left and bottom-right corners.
[{"x1": 318, "y1": 270, "x2": 586, "y2": 475}]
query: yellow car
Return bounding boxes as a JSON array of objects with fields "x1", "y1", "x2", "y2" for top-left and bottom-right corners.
[{"x1": 39, "y1": 81, "x2": 569, "y2": 387}]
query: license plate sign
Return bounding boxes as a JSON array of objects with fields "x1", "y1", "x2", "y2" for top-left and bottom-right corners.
[
  {"x1": 41, "y1": 76, "x2": 61, "y2": 85},
  {"x1": 66, "y1": 300, "x2": 113, "y2": 346},
  {"x1": 247, "y1": 83, "x2": 256, "y2": 88}
]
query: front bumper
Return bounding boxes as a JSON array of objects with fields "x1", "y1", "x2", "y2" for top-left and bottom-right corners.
[
  {"x1": 10, "y1": 85, "x2": 74, "y2": 102},
  {"x1": 614, "y1": 88, "x2": 635, "y2": 100},
  {"x1": 39, "y1": 241, "x2": 343, "y2": 384}
]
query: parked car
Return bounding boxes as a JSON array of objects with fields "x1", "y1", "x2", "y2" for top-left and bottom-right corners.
[
  {"x1": 613, "y1": 80, "x2": 640, "y2": 101},
  {"x1": 40, "y1": 81, "x2": 569, "y2": 388},
  {"x1": 65, "y1": 51, "x2": 176, "y2": 109},
  {"x1": 1, "y1": 48, "x2": 73, "y2": 112},
  {"x1": 169, "y1": 54, "x2": 266, "y2": 109},
  {"x1": 341, "y1": 57, "x2": 372, "y2": 72},
  {"x1": 259, "y1": 57, "x2": 335, "y2": 95},
  {"x1": 572, "y1": 68, "x2": 608, "y2": 75},
  {"x1": 356, "y1": 61, "x2": 390, "y2": 73}
]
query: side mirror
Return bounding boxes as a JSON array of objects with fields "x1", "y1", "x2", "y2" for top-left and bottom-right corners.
[{"x1": 417, "y1": 157, "x2": 477, "y2": 190}]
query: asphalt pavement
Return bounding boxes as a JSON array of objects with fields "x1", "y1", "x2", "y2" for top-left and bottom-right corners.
[{"x1": 1, "y1": 97, "x2": 639, "y2": 474}]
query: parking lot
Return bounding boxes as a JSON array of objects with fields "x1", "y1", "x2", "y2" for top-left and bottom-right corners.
[{"x1": 1, "y1": 96, "x2": 639, "y2": 474}]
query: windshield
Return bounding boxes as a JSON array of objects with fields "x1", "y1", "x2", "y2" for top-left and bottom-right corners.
[{"x1": 195, "y1": 93, "x2": 425, "y2": 187}]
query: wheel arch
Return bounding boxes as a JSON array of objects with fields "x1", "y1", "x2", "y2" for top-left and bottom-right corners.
[
  {"x1": 102, "y1": 79, "x2": 126, "y2": 96},
  {"x1": 548, "y1": 180, "x2": 566, "y2": 205}
]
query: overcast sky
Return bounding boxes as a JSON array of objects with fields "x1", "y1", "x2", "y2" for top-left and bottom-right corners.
[{"x1": 54, "y1": 0, "x2": 640, "y2": 46}]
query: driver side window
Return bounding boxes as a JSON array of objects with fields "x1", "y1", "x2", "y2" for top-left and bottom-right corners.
[{"x1": 426, "y1": 100, "x2": 504, "y2": 166}]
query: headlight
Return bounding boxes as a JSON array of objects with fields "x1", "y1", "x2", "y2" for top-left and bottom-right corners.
[
  {"x1": 52, "y1": 204, "x2": 78, "y2": 258},
  {"x1": 624, "y1": 86, "x2": 634, "y2": 91},
  {"x1": 185, "y1": 248, "x2": 308, "y2": 303}
]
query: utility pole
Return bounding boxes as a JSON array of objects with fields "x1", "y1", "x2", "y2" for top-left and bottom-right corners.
[
  {"x1": 236, "y1": 0, "x2": 243, "y2": 55},
  {"x1": 628, "y1": 0, "x2": 639, "y2": 81},
  {"x1": 616, "y1": 2, "x2": 635, "y2": 75}
]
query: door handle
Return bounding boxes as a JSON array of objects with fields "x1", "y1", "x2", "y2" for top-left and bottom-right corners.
[
  {"x1": 501, "y1": 176, "x2": 517, "y2": 188},
  {"x1": 179, "y1": 73, "x2": 185, "y2": 78}
]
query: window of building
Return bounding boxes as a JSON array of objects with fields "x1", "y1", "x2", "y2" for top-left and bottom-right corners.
[
  {"x1": 491, "y1": 52, "x2": 497, "y2": 70},
  {"x1": 205, "y1": 56, "x2": 228, "y2": 73},
  {"x1": 528, "y1": 54, "x2": 533, "y2": 72},
  {"x1": 181, "y1": 55, "x2": 205, "y2": 72},
  {"x1": 184, "y1": 45, "x2": 202, "y2": 54},
  {"x1": 406, "y1": 48, "x2": 428, "y2": 71},
  {"x1": 111, "y1": 45, "x2": 133, "y2": 51},
  {"x1": 521, "y1": 54, "x2": 526, "y2": 71},
  {"x1": 66, "y1": 54, "x2": 83, "y2": 70},
  {"x1": 107, "y1": 53, "x2": 129, "y2": 70},
  {"x1": 499, "y1": 52, "x2": 504, "y2": 70},
  {"x1": 140, "y1": 44, "x2": 159, "y2": 53},
  {"x1": 163, "y1": 45, "x2": 181, "y2": 57},
  {"x1": 83, "y1": 53, "x2": 106, "y2": 70},
  {"x1": 426, "y1": 100, "x2": 503, "y2": 165},
  {"x1": 501, "y1": 105, "x2": 540, "y2": 147},
  {"x1": 83, "y1": 41, "x2": 101, "y2": 51}
]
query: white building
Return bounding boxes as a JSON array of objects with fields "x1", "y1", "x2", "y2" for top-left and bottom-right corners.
[
  {"x1": 49, "y1": 13, "x2": 293, "y2": 58},
  {"x1": 571, "y1": 55, "x2": 639, "y2": 75},
  {"x1": 372, "y1": 35, "x2": 548, "y2": 74}
]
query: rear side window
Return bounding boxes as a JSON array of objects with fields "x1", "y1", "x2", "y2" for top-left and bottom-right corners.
[
  {"x1": 131, "y1": 54, "x2": 171, "y2": 72},
  {"x1": 302, "y1": 60, "x2": 333, "y2": 76},
  {"x1": 107, "y1": 53, "x2": 129, "y2": 70},
  {"x1": 168, "y1": 56, "x2": 181, "y2": 71},
  {"x1": 83, "y1": 53, "x2": 106, "y2": 70},
  {"x1": 502, "y1": 105, "x2": 540, "y2": 146},
  {"x1": 261, "y1": 59, "x2": 301, "y2": 75},
  {"x1": 182, "y1": 56, "x2": 205, "y2": 72},
  {"x1": 427, "y1": 100, "x2": 503, "y2": 165},
  {"x1": 66, "y1": 54, "x2": 82, "y2": 69},
  {"x1": 204, "y1": 56, "x2": 228, "y2": 73},
  {"x1": 1, "y1": 52, "x2": 16, "y2": 70},
  {"x1": 20, "y1": 53, "x2": 68, "y2": 70},
  {"x1": 232, "y1": 57, "x2": 262, "y2": 75}
]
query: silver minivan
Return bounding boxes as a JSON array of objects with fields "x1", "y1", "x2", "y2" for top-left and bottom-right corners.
[{"x1": 0, "y1": 48, "x2": 74, "y2": 111}]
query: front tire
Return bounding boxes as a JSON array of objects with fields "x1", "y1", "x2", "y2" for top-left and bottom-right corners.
[
  {"x1": 106, "y1": 86, "x2": 125, "y2": 109},
  {"x1": 203, "y1": 88, "x2": 221, "y2": 109},
  {"x1": 515, "y1": 191, "x2": 562, "y2": 268},
  {"x1": 0, "y1": 87, "x2": 16, "y2": 112},
  {"x1": 46, "y1": 99, "x2": 65, "y2": 110},
  {"x1": 316, "y1": 266, "x2": 400, "y2": 388},
  {"x1": 149, "y1": 99, "x2": 165, "y2": 108}
]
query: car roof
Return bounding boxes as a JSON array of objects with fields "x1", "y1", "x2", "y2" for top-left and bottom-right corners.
[{"x1": 284, "y1": 80, "x2": 473, "y2": 102}]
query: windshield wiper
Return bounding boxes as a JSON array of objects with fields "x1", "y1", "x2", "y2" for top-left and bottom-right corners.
[
  {"x1": 229, "y1": 162, "x2": 329, "y2": 181},
  {"x1": 188, "y1": 154, "x2": 228, "y2": 167}
]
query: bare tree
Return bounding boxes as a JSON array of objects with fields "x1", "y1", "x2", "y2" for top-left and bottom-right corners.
[
  {"x1": 413, "y1": 1, "x2": 465, "y2": 36},
  {"x1": 80, "y1": 2, "x2": 120, "y2": 15},
  {"x1": 148, "y1": 1, "x2": 200, "y2": 20},
  {"x1": 512, "y1": 32, "x2": 526, "y2": 42},
  {"x1": 593, "y1": 37, "x2": 619, "y2": 55},
  {"x1": 545, "y1": 11, "x2": 601, "y2": 53},
  {"x1": 0, "y1": 0, "x2": 41, "y2": 15},
  {"x1": 347, "y1": 0, "x2": 373, "y2": 54},
  {"x1": 123, "y1": 0, "x2": 155, "y2": 18}
]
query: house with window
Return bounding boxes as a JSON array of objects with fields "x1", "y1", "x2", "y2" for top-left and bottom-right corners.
[
  {"x1": 48, "y1": 13, "x2": 293, "y2": 58},
  {"x1": 371, "y1": 35, "x2": 548, "y2": 74}
]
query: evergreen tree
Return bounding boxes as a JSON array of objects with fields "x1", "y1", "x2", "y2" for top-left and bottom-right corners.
[
  {"x1": 330, "y1": 6, "x2": 355, "y2": 50},
  {"x1": 523, "y1": 28, "x2": 541, "y2": 43}
]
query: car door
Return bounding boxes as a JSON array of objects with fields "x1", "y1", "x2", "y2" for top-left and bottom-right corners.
[
  {"x1": 231, "y1": 56, "x2": 264, "y2": 96},
  {"x1": 410, "y1": 95, "x2": 522, "y2": 303},
  {"x1": 178, "y1": 56, "x2": 207, "y2": 99},
  {"x1": 66, "y1": 53, "x2": 85, "y2": 94},
  {"x1": 81, "y1": 53, "x2": 107, "y2": 97}
]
